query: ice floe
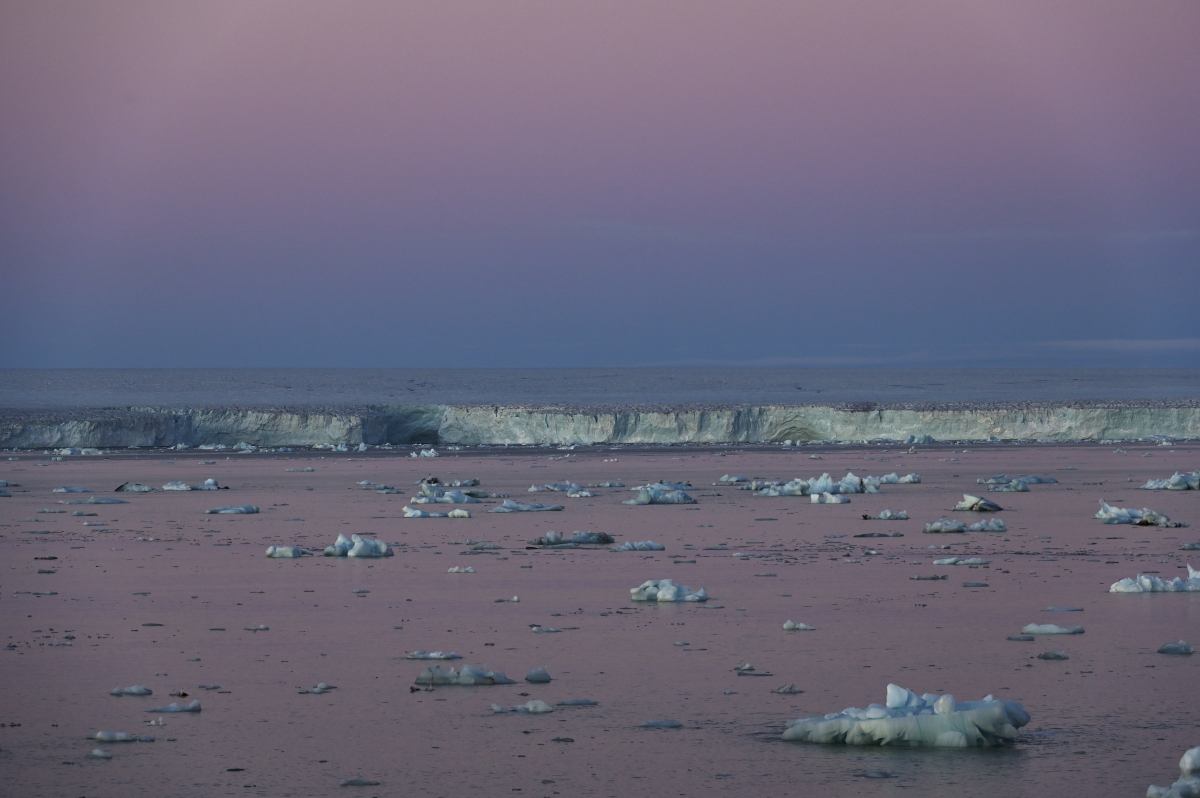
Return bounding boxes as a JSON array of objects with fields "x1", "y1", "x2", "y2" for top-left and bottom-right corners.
[
  {"x1": 1095, "y1": 500, "x2": 1185, "y2": 527},
  {"x1": 954, "y1": 494, "x2": 1002, "y2": 512},
  {"x1": 1021, "y1": 623, "x2": 1084, "y2": 635},
  {"x1": 623, "y1": 487, "x2": 696, "y2": 505},
  {"x1": 115, "y1": 482, "x2": 154, "y2": 492},
  {"x1": 525, "y1": 668, "x2": 552, "y2": 683},
  {"x1": 205, "y1": 505, "x2": 258, "y2": 514},
  {"x1": 322, "y1": 533, "x2": 391, "y2": 557},
  {"x1": 866, "y1": 509, "x2": 908, "y2": 521},
  {"x1": 299, "y1": 683, "x2": 336, "y2": 694},
  {"x1": 529, "y1": 530, "x2": 615, "y2": 546},
  {"x1": 811, "y1": 492, "x2": 850, "y2": 504},
  {"x1": 612, "y1": 540, "x2": 665, "y2": 551},
  {"x1": 968, "y1": 519, "x2": 1007, "y2": 532},
  {"x1": 781, "y1": 684, "x2": 1029, "y2": 747},
  {"x1": 145, "y1": 700, "x2": 201, "y2": 713},
  {"x1": 87, "y1": 748, "x2": 113, "y2": 759},
  {"x1": 988, "y1": 480, "x2": 1029, "y2": 493},
  {"x1": 53, "y1": 486, "x2": 91, "y2": 493},
  {"x1": 1148, "y1": 745, "x2": 1200, "y2": 798},
  {"x1": 406, "y1": 651, "x2": 462, "y2": 660},
  {"x1": 265, "y1": 546, "x2": 312, "y2": 558},
  {"x1": 933, "y1": 557, "x2": 989, "y2": 566},
  {"x1": 414, "y1": 665, "x2": 516, "y2": 685},
  {"x1": 1158, "y1": 640, "x2": 1193, "y2": 655},
  {"x1": 489, "y1": 499, "x2": 564, "y2": 513},
  {"x1": 1141, "y1": 472, "x2": 1200, "y2": 491},
  {"x1": 783, "y1": 620, "x2": 815, "y2": 631},
  {"x1": 630, "y1": 579, "x2": 707, "y2": 602},
  {"x1": 447, "y1": 566, "x2": 475, "y2": 573},
  {"x1": 90, "y1": 731, "x2": 152, "y2": 742},
  {"x1": 492, "y1": 700, "x2": 553, "y2": 713},
  {"x1": 923, "y1": 519, "x2": 967, "y2": 533},
  {"x1": 110, "y1": 685, "x2": 153, "y2": 696},
  {"x1": 1111, "y1": 565, "x2": 1200, "y2": 593},
  {"x1": 412, "y1": 484, "x2": 482, "y2": 504}
]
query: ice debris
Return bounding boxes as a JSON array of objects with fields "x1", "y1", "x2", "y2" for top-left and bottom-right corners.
[
  {"x1": 1158, "y1": 640, "x2": 1193, "y2": 656},
  {"x1": 1104, "y1": 566, "x2": 1200, "y2": 590},
  {"x1": 623, "y1": 487, "x2": 696, "y2": 505},
  {"x1": 783, "y1": 620, "x2": 815, "y2": 631},
  {"x1": 115, "y1": 482, "x2": 154, "y2": 492},
  {"x1": 612, "y1": 540, "x2": 665, "y2": 551},
  {"x1": 866, "y1": 509, "x2": 909, "y2": 521},
  {"x1": 989, "y1": 480, "x2": 1030, "y2": 493},
  {"x1": 1147, "y1": 745, "x2": 1200, "y2": 798},
  {"x1": 205, "y1": 505, "x2": 258, "y2": 514},
  {"x1": 447, "y1": 566, "x2": 475, "y2": 573},
  {"x1": 1036, "y1": 651, "x2": 1069, "y2": 661},
  {"x1": 781, "y1": 684, "x2": 1030, "y2": 747},
  {"x1": 489, "y1": 499, "x2": 564, "y2": 513},
  {"x1": 145, "y1": 700, "x2": 201, "y2": 713},
  {"x1": 529, "y1": 530, "x2": 615, "y2": 546},
  {"x1": 630, "y1": 579, "x2": 707, "y2": 602},
  {"x1": 322, "y1": 533, "x2": 390, "y2": 557},
  {"x1": 954, "y1": 495, "x2": 1002, "y2": 512},
  {"x1": 406, "y1": 651, "x2": 462, "y2": 660},
  {"x1": 87, "y1": 749, "x2": 113, "y2": 759},
  {"x1": 265, "y1": 546, "x2": 312, "y2": 558},
  {"x1": 968, "y1": 518, "x2": 1007, "y2": 532},
  {"x1": 924, "y1": 519, "x2": 967, "y2": 533},
  {"x1": 811, "y1": 492, "x2": 850, "y2": 504},
  {"x1": 1021, "y1": 624, "x2": 1084, "y2": 635},
  {"x1": 933, "y1": 557, "x2": 989, "y2": 566},
  {"x1": 414, "y1": 665, "x2": 516, "y2": 685},
  {"x1": 300, "y1": 683, "x2": 337, "y2": 694},
  {"x1": 53, "y1": 486, "x2": 91, "y2": 493},
  {"x1": 492, "y1": 700, "x2": 553, "y2": 714},
  {"x1": 525, "y1": 668, "x2": 552, "y2": 683},
  {"x1": 412, "y1": 484, "x2": 482, "y2": 504},
  {"x1": 1095, "y1": 500, "x2": 1185, "y2": 527}
]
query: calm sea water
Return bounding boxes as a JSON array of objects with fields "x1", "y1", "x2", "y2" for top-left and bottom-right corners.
[{"x1": 1, "y1": 367, "x2": 1197, "y2": 408}]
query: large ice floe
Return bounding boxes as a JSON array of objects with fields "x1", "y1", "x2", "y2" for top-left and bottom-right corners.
[
  {"x1": 954, "y1": 494, "x2": 1002, "y2": 512},
  {"x1": 630, "y1": 579, "x2": 707, "y2": 602},
  {"x1": 623, "y1": 487, "x2": 696, "y2": 505},
  {"x1": 322, "y1": 533, "x2": 391, "y2": 557},
  {"x1": 1141, "y1": 472, "x2": 1200, "y2": 491},
  {"x1": 1110, "y1": 564, "x2": 1200, "y2": 593},
  {"x1": 413, "y1": 665, "x2": 516, "y2": 685},
  {"x1": 1095, "y1": 500, "x2": 1186, "y2": 527},
  {"x1": 781, "y1": 684, "x2": 1030, "y2": 747},
  {"x1": 488, "y1": 499, "x2": 564, "y2": 513},
  {"x1": 1148, "y1": 745, "x2": 1200, "y2": 798}
]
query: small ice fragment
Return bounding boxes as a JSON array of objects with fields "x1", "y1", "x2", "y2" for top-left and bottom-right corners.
[
  {"x1": 954, "y1": 494, "x2": 1002, "y2": 512},
  {"x1": 414, "y1": 664, "x2": 515, "y2": 685},
  {"x1": 1044, "y1": 606, "x2": 1084, "y2": 612},
  {"x1": 923, "y1": 519, "x2": 967, "y2": 533},
  {"x1": 265, "y1": 546, "x2": 311, "y2": 558},
  {"x1": 405, "y1": 651, "x2": 462, "y2": 660},
  {"x1": 556, "y1": 698, "x2": 598, "y2": 706},
  {"x1": 145, "y1": 700, "x2": 201, "y2": 712},
  {"x1": 782, "y1": 620, "x2": 815, "y2": 631},
  {"x1": 525, "y1": 668, "x2": 552, "y2": 683},
  {"x1": 612, "y1": 540, "x2": 665, "y2": 551},
  {"x1": 300, "y1": 682, "x2": 337, "y2": 694},
  {"x1": 773, "y1": 684, "x2": 803, "y2": 694},
  {"x1": 492, "y1": 699, "x2": 553, "y2": 714},
  {"x1": 1157, "y1": 640, "x2": 1193, "y2": 656},
  {"x1": 205, "y1": 505, "x2": 258, "y2": 514},
  {"x1": 53, "y1": 486, "x2": 91, "y2": 493},
  {"x1": 339, "y1": 778, "x2": 381, "y2": 787},
  {"x1": 1021, "y1": 624, "x2": 1084, "y2": 635},
  {"x1": 447, "y1": 566, "x2": 475, "y2": 573},
  {"x1": 630, "y1": 579, "x2": 707, "y2": 602},
  {"x1": 488, "y1": 499, "x2": 564, "y2": 513},
  {"x1": 110, "y1": 685, "x2": 152, "y2": 696},
  {"x1": 1036, "y1": 651, "x2": 1069, "y2": 660}
]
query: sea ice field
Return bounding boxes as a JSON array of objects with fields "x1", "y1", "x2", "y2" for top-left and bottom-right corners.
[{"x1": 1, "y1": 441, "x2": 1197, "y2": 796}]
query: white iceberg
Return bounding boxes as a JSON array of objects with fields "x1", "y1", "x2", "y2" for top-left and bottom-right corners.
[
  {"x1": 1141, "y1": 472, "x2": 1200, "y2": 491},
  {"x1": 403, "y1": 506, "x2": 448, "y2": 518},
  {"x1": 412, "y1": 484, "x2": 482, "y2": 504},
  {"x1": 781, "y1": 684, "x2": 1029, "y2": 747},
  {"x1": 923, "y1": 519, "x2": 967, "y2": 533},
  {"x1": 756, "y1": 479, "x2": 810, "y2": 497},
  {"x1": 954, "y1": 495, "x2": 1002, "y2": 512},
  {"x1": 866, "y1": 509, "x2": 908, "y2": 521},
  {"x1": 265, "y1": 546, "x2": 311, "y2": 558},
  {"x1": 406, "y1": 650, "x2": 462, "y2": 660},
  {"x1": 612, "y1": 540, "x2": 665, "y2": 551},
  {"x1": 529, "y1": 530, "x2": 615, "y2": 546},
  {"x1": 492, "y1": 700, "x2": 553, "y2": 714},
  {"x1": 322, "y1": 533, "x2": 390, "y2": 557},
  {"x1": 811, "y1": 492, "x2": 850, "y2": 504},
  {"x1": 1021, "y1": 623, "x2": 1084, "y2": 635},
  {"x1": 205, "y1": 505, "x2": 258, "y2": 514},
  {"x1": 630, "y1": 579, "x2": 707, "y2": 602},
  {"x1": 783, "y1": 620, "x2": 815, "y2": 631},
  {"x1": 1158, "y1": 640, "x2": 1193, "y2": 656},
  {"x1": 1110, "y1": 565, "x2": 1200, "y2": 593},
  {"x1": 110, "y1": 685, "x2": 153, "y2": 696},
  {"x1": 989, "y1": 480, "x2": 1030, "y2": 493},
  {"x1": 447, "y1": 566, "x2": 475, "y2": 573},
  {"x1": 968, "y1": 518, "x2": 1007, "y2": 532},
  {"x1": 623, "y1": 487, "x2": 696, "y2": 505},
  {"x1": 413, "y1": 665, "x2": 516, "y2": 685},
  {"x1": 489, "y1": 499, "x2": 565, "y2": 513},
  {"x1": 899, "y1": 473, "x2": 921, "y2": 484},
  {"x1": 115, "y1": 483, "x2": 154, "y2": 492},
  {"x1": 1148, "y1": 745, "x2": 1200, "y2": 798}
]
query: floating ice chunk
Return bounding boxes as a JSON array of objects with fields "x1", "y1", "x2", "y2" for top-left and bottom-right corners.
[
  {"x1": 899, "y1": 473, "x2": 921, "y2": 483},
  {"x1": 193, "y1": 478, "x2": 221, "y2": 490},
  {"x1": 91, "y1": 731, "x2": 138, "y2": 742},
  {"x1": 720, "y1": 475, "x2": 749, "y2": 483},
  {"x1": 1181, "y1": 543, "x2": 1200, "y2": 551},
  {"x1": 244, "y1": 624, "x2": 269, "y2": 632},
  {"x1": 0, "y1": 488, "x2": 9, "y2": 497},
  {"x1": 954, "y1": 494, "x2": 1002, "y2": 512},
  {"x1": 414, "y1": 665, "x2": 516, "y2": 685},
  {"x1": 531, "y1": 626, "x2": 559, "y2": 633},
  {"x1": 783, "y1": 620, "x2": 815, "y2": 631},
  {"x1": 782, "y1": 684, "x2": 1029, "y2": 747},
  {"x1": 989, "y1": 480, "x2": 1030, "y2": 493},
  {"x1": 115, "y1": 482, "x2": 154, "y2": 492},
  {"x1": 84, "y1": 496, "x2": 126, "y2": 504},
  {"x1": 1021, "y1": 624, "x2": 1084, "y2": 635},
  {"x1": 265, "y1": 546, "x2": 311, "y2": 558},
  {"x1": 811, "y1": 492, "x2": 849, "y2": 504},
  {"x1": 924, "y1": 519, "x2": 967, "y2": 533},
  {"x1": 286, "y1": 467, "x2": 315, "y2": 472},
  {"x1": 630, "y1": 578, "x2": 707, "y2": 602},
  {"x1": 1147, "y1": 745, "x2": 1200, "y2": 798},
  {"x1": 612, "y1": 540, "x2": 665, "y2": 551},
  {"x1": 324, "y1": 533, "x2": 354, "y2": 555},
  {"x1": 412, "y1": 484, "x2": 482, "y2": 504},
  {"x1": 489, "y1": 499, "x2": 565, "y2": 513},
  {"x1": 632, "y1": 481, "x2": 693, "y2": 491},
  {"x1": 525, "y1": 668, "x2": 552, "y2": 683},
  {"x1": 87, "y1": 748, "x2": 113, "y2": 759},
  {"x1": 968, "y1": 518, "x2": 1007, "y2": 532},
  {"x1": 567, "y1": 488, "x2": 595, "y2": 498},
  {"x1": 557, "y1": 698, "x2": 598, "y2": 706},
  {"x1": 933, "y1": 557, "x2": 989, "y2": 566},
  {"x1": 299, "y1": 683, "x2": 337, "y2": 694},
  {"x1": 145, "y1": 700, "x2": 201, "y2": 713},
  {"x1": 866, "y1": 509, "x2": 908, "y2": 521},
  {"x1": 162, "y1": 481, "x2": 192, "y2": 491},
  {"x1": 406, "y1": 650, "x2": 462, "y2": 660},
  {"x1": 403, "y1": 506, "x2": 448, "y2": 518},
  {"x1": 110, "y1": 685, "x2": 153, "y2": 696},
  {"x1": 206, "y1": 505, "x2": 258, "y2": 514},
  {"x1": 977, "y1": 475, "x2": 1009, "y2": 485},
  {"x1": 1037, "y1": 651, "x2": 1069, "y2": 660},
  {"x1": 529, "y1": 530, "x2": 615, "y2": 546},
  {"x1": 492, "y1": 700, "x2": 553, "y2": 713},
  {"x1": 643, "y1": 719, "x2": 683, "y2": 728},
  {"x1": 1095, "y1": 500, "x2": 1184, "y2": 527},
  {"x1": 54, "y1": 486, "x2": 91, "y2": 493},
  {"x1": 448, "y1": 508, "x2": 471, "y2": 518},
  {"x1": 1158, "y1": 640, "x2": 1193, "y2": 655},
  {"x1": 1141, "y1": 472, "x2": 1200, "y2": 491},
  {"x1": 623, "y1": 488, "x2": 696, "y2": 505},
  {"x1": 756, "y1": 479, "x2": 810, "y2": 497},
  {"x1": 348, "y1": 534, "x2": 389, "y2": 558},
  {"x1": 1017, "y1": 475, "x2": 1058, "y2": 484},
  {"x1": 774, "y1": 684, "x2": 804, "y2": 694},
  {"x1": 340, "y1": 778, "x2": 381, "y2": 787},
  {"x1": 447, "y1": 566, "x2": 475, "y2": 573},
  {"x1": 592, "y1": 481, "x2": 625, "y2": 488}
]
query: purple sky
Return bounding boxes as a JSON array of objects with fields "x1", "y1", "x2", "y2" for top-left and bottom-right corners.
[{"x1": 2, "y1": 1, "x2": 1197, "y2": 368}]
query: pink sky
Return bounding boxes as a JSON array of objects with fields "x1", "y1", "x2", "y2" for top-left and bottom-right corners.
[{"x1": 2, "y1": 1, "x2": 1197, "y2": 367}]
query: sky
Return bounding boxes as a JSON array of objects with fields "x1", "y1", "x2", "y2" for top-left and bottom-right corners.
[{"x1": 1, "y1": 1, "x2": 1197, "y2": 369}]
